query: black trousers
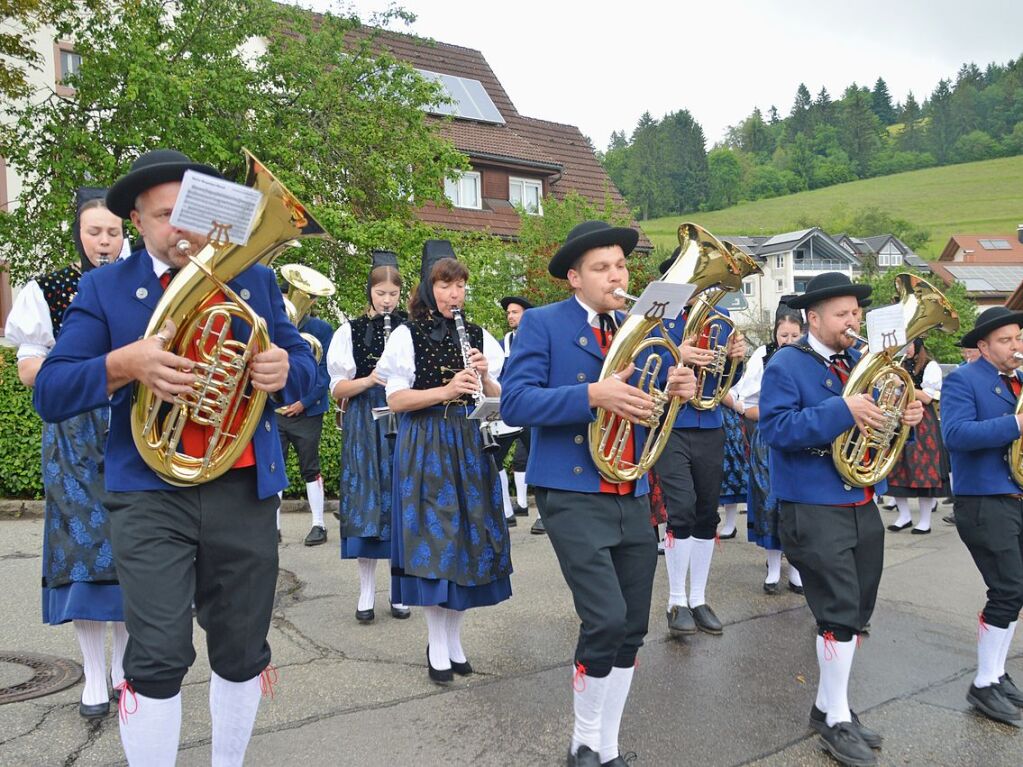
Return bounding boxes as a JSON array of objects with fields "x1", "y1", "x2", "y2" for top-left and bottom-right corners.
[
  {"x1": 106, "y1": 468, "x2": 279, "y2": 698},
  {"x1": 779, "y1": 501, "x2": 884, "y2": 640},
  {"x1": 536, "y1": 488, "x2": 657, "y2": 677},
  {"x1": 276, "y1": 411, "x2": 324, "y2": 482},
  {"x1": 954, "y1": 495, "x2": 1023, "y2": 628},
  {"x1": 655, "y1": 427, "x2": 725, "y2": 539},
  {"x1": 494, "y1": 429, "x2": 530, "y2": 472}
]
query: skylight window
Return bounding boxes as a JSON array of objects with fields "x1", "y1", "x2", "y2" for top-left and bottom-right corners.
[
  {"x1": 979, "y1": 239, "x2": 1012, "y2": 250},
  {"x1": 417, "y1": 68, "x2": 505, "y2": 124}
]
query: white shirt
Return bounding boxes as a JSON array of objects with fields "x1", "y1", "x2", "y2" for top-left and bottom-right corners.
[
  {"x1": 920, "y1": 359, "x2": 943, "y2": 400},
  {"x1": 377, "y1": 322, "x2": 504, "y2": 399},
  {"x1": 731, "y1": 344, "x2": 768, "y2": 409},
  {"x1": 807, "y1": 331, "x2": 840, "y2": 360},
  {"x1": 326, "y1": 321, "x2": 357, "y2": 393},
  {"x1": 575, "y1": 294, "x2": 614, "y2": 329},
  {"x1": 4, "y1": 280, "x2": 54, "y2": 360}
]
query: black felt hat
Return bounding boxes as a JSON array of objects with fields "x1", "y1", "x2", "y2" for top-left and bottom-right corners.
[
  {"x1": 499, "y1": 295, "x2": 533, "y2": 311},
  {"x1": 859, "y1": 298, "x2": 873, "y2": 308},
  {"x1": 549, "y1": 220, "x2": 639, "y2": 279},
  {"x1": 959, "y1": 306, "x2": 1023, "y2": 348},
  {"x1": 106, "y1": 149, "x2": 222, "y2": 219},
  {"x1": 371, "y1": 250, "x2": 400, "y2": 270},
  {"x1": 658, "y1": 245, "x2": 683, "y2": 277},
  {"x1": 786, "y1": 272, "x2": 872, "y2": 310}
]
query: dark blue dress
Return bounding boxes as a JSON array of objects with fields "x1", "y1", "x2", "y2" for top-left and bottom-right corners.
[{"x1": 719, "y1": 406, "x2": 749, "y2": 505}]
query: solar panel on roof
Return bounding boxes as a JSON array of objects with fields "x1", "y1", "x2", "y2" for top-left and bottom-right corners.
[
  {"x1": 418, "y1": 68, "x2": 504, "y2": 124},
  {"x1": 979, "y1": 239, "x2": 1012, "y2": 250}
]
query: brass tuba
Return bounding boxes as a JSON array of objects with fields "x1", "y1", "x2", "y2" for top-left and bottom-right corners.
[
  {"x1": 589, "y1": 223, "x2": 750, "y2": 483},
  {"x1": 679, "y1": 237, "x2": 762, "y2": 409},
  {"x1": 281, "y1": 262, "x2": 336, "y2": 362},
  {"x1": 1007, "y1": 352, "x2": 1023, "y2": 487},
  {"x1": 131, "y1": 149, "x2": 331, "y2": 486},
  {"x1": 831, "y1": 273, "x2": 959, "y2": 487}
]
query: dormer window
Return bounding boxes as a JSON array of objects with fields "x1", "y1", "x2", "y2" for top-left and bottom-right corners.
[
  {"x1": 509, "y1": 177, "x2": 542, "y2": 215},
  {"x1": 444, "y1": 171, "x2": 481, "y2": 210}
]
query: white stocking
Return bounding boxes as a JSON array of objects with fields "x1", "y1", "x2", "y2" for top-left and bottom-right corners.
[
  {"x1": 210, "y1": 672, "x2": 262, "y2": 767},
  {"x1": 765, "y1": 550, "x2": 782, "y2": 584},
  {"x1": 119, "y1": 691, "x2": 182, "y2": 767},
  {"x1": 915, "y1": 497, "x2": 935, "y2": 531},
  {"x1": 423, "y1": 606, "x2": 450, "y2": 670},
  {"x1": 74, "y1": 619, "x2": 109, "y2": 705},
  {"x1": 720, "y1": 503, "x2": 739, "y2": 536},
  {"x1": 598, "y1": 666, "x2": 635, "y2": 763},
  {"x1": 357, "y1": 558, "x2": 376, "y2": 612},
  {"x1": 663, "y1": 535, "x2": 692, "y2": 608},
  {"x1": 306, "y1": 476, "x2": 324, "y2": 528},
  {"x1": 498, "y1": 470, "x2": 514, "y2": 518},
  {"x1": 445, "y1": 608, "x2": 466, "y2": 664},
  {"x1": 818, "y1": 635, "x2": 856, "y2": 726},
  {"x1": 571, "y1": 670, "x2": 609, "y2": 755},
  {"x1": 976, "y1": 621, "x2": 1009, "y2": 687},
  {"x1": 513, "y1": 471, "x2": 528, "y2": 510},
  {"x1": 110, "y1": 621, "x2": 128, "y2": 688},
  {"x1": 688, "y1": 537, "x2": 715, "y2": 607},
  {"x1": 893, "y1": 497, "x2": 912, "y2": 527}
]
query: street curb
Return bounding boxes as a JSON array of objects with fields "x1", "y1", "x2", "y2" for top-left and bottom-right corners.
[{"x1": 0, "y1": 498, "x2": 338, "y2": 520}]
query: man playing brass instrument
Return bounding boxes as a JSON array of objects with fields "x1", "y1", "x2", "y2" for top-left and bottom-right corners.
[
  {"x1": 33, "y1": 149, "x2": 317, "y2": 766},
  {"x1": 502, "y1": 220, "x2": 696, "y2": 767},
  {"x1": 760, "y1": 272, "x2": 922, "y2": 767}
]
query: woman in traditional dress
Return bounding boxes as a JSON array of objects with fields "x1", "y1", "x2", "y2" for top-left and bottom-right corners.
[
  {"x1": 377, "y1": 240, "x2": 512, "y2": 685},
  {"x1": 717, "y1": 396, "x2": 750, "y2": 539},
  {"x1": 328, "y1": 251, "x2": 412, "y2": 624},
  {"x1": 4, "y1": 189, "x2": 128, "y2": 718}
]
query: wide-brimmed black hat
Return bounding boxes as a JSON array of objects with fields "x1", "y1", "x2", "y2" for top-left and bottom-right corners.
[
  {"x1": 859, "y1": 298, "x2": 873, "y2": 308},
  {"x1": 549, "y1": 220, "x2": 639, "y2": 279},
  {"x1": 106, "y1": 149, "x2": 222, "y2": 219},
  {"x1": 499, "y1": 295, "x2": 533, "y2": 311},
  {"x1": 787, "y1": 272, "x2": 871, "y2": 310},
  {"x1": 960, "y1": 306, "x2": 1023, "y2": 348},
  {"x1": 658, "y1": 245, "x2": 682, "y2": 277}
]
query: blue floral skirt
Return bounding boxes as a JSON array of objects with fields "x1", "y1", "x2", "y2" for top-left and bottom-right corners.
[
  {"x1": 746, "y1": 422, "x2": 781, "y2": 551},
  {"x1": 339, "y1": 387, "x2": 395, "y2": 560},
  {"x1": 719, "y1": 407, "x2": 749, "y2": 504},
  {"x1": 390, "y1": 406, "x2": 512, "y2": 611}
]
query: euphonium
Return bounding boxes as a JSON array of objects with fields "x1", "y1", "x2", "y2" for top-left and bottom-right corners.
[
  {"x1": 131, "y1": 149, "x2": 330, "y2": 486},
  {"x1": 1008, "y1": 352, "x2": 1023, "y2": 486},
  {"x1": 680, "y1": 236, "x2": 762, "y2": 409},
  {"x1": 831, "y1": 273, "x2": 959, "y2": 487},
  {"x1": 281, "y1": 262, "x2": 336, "y2": 362}
]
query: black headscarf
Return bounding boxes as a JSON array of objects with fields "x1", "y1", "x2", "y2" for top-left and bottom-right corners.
[
  {"x1": 419, "y1": 239, "x2": 460, "y2": 342},
  {"x1": 364, "y1": 250, "x2": 402, "y2": 347},
  {"x1": 73, "y1": 187, "x2": 113, "y2": 273}
]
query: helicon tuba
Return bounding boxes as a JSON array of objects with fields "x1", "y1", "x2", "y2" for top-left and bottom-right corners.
[
  {"x1": 281, "y1": 262, "x2": 336, "y2": 362},
  {"x1": 131, "y1": 149, "x2": 331, "y2": 486},
  {"x1": 831, "y1": 273, "x2": 959, "y2": 487},
  {"x1": 589, "y1": 223, "x2": 750, "y2": 483},
  {"x1": 1007, "y1": 352, "x2": 1023, "y2": 487}
]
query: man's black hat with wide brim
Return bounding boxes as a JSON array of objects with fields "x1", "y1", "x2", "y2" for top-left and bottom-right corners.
[
  {"x1": 499, "y1": 296, "x2": 533, "y2": 311},
  {"x1": 959, "y1": 306, "x2": 1023, "y2": 348},
  {"x1": 658, "y1": 245, "x2": 683, "y2": 277},
  {"x1": 106, "y1": 149, "x2": 222, "y2": 219},
  {"x1": 549, "y1": 220, "x2": 638, "y2": 279},
  {"x1": 786, "y1": 271, "x2": 872, "y2": 310}
]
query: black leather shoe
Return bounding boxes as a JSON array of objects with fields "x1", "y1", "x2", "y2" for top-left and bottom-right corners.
[
  {"x1": 817, "y1": 720, "x2": 877, "y2": 766},
  {"x1": 566, "y1": 745, "x2": 601, "y2": 767},
  {"x1": 886, "y1": 521, "x2": 912, "y2": 532},
  {"x1": 943, "y1": 513, "x2": 956, "y2": 525},
  {"x1": 450, "y1": 658, "x2": 473, "y2": 676},
  {"x1": 79, "y1": 701, "x2": 109, "y2": 719},
  {"x1": 809, "y1": 705, "x2": 883, "y2": 749},
  {"x1": 999, "y1": 674, "x2": 1023, "y2": 707},
  {"x1": 788, "y1": 582, "x2": 805, "y2": 595},
  {"x1": 600, "y1": 753, "x2": 636, "y2": 767},
  {"x1": 530, "y1": 517, "x2": 546, "y2": 535},
  {"x1": 304, "y1": 525, "x2": 327, "y2": 546},
  {"x1": 389, "y1": 603, "x2": 411, "y2": 619},
  {"x1": 514, "y1": 505, "x2": 530, "y2": 517},
  {"x1": 763, "y1": 581, "x2": 780, "y2": 595},
  {"x1": 910, "y1": 527, "x2": 931, "y2": 535},
  {"x1": 356, "y1": 608, "x2": 375, "y2": 624},
  {"x1": 691, "y1": 604, "x2": 723, "y2": 635},
  {"x1": 506, "y1": 515, "x2": 518, "y2": 527},
  {"x1": 718, "y1": 529, "x2": 737, "y2": 539},
  {"x1": 427, "y1": 647, "x2": 453, "y2": 686},
  {"x1": 967, "y1": 683, "x2": 1022, "y2": 726},
  {"x1": 666, "y1": 605, "x2": 697, "y2": 636}
]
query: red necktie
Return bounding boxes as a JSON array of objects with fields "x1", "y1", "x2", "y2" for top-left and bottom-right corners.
[{"x1": 1002, "y1": 374, "x2": 1021, "y2": 399}]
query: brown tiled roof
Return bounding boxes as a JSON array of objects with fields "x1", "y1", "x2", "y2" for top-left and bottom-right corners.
[
  {"x1": 416, "y1": 200, "x2": 523, "y2": 240},
  {"x1": 938, "y1": 234, "x2": 1023, "y2": 263},
  {"x1": 434, "y1": 120, "x2": 560, "y2": 170}
]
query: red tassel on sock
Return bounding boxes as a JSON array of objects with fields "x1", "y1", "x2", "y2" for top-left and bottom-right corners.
[
  {"x1": 978, "y1": 612, "x2": 989, "y2": 642},
  {"x1": 260, "y1": 664, "x2": 279, "y2": 699},
  {"x1": 115, "y1": 681, "x2": 137, "y2": 723},
  {"x1": 665, "y1": 531, "x2": 675, "y2": 549},
  {"x1": 822, "y1": 631, "x2": 838, "y2": 661},
  {"x1": 572, "y1": 662, "x2": 587, "y2": 692}
]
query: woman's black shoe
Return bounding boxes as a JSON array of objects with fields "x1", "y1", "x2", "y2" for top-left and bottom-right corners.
[
  {"x1": 763, "y1": 581, "x2": 780, "y2": 595},
  {"x1": 450, "y1": 658, "x2": 474, "y2": 676},
  {"x1": 788, "y1": 582, "x2": 804, "y2": 595},
  {"x1": 427, "y1": 646, "x2": 453, "y2": 685},
  {"x1": 390, "y1": 603, "x2": 411, "y2": 619},
  {"x1": 718, "y1": 529, "x2": 737, "y2": 539},
  {"x1": 356, "y1": 608, "x2": 375, "y2": 624},
  {"x1": 886, "y1": 521, "x2": 912, "y2": 532},
  {"x1": 79, "y1": 701, "x2": 109, "y2": 719}
]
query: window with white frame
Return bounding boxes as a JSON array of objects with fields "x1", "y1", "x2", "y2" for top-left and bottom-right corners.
[
  {"x1": 509, "y1": 177, "x2": 542, "y2": 215},
  {"x1": 880, "y1": 243, "x2": 901, "y2": 267},
  {"x1": 776, "y1": 278, "x2": 784, "y2": 292},
  {"x1": 774, "y1": 254, "x2": 785, "y2": 269},
  {"x1": 59, "y1": 48, "x2": 81, "y2": 82},
  {"x1": 444, "y1": 171, "x2": 481, "y2": 210},
  {"x1": 742, "y1": 280, "x2": 754, "y2": 296}
]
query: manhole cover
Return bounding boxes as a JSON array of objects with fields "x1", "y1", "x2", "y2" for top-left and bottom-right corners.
[{"x1": 0, "y1": 652, "x2": 82, "y2": 704}]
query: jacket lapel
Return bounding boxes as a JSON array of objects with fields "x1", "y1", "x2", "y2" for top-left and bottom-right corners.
[{"x1": 132, "y1": 251, "x2": 162, "y2": 313}]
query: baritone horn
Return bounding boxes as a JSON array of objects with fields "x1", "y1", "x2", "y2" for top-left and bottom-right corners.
[
  {"x1": 281, "y1": 262, "x2": 336, "y2": 362},
  {"x1": 1007, "y1": 352, "x2": 1023, "y2": 486}
]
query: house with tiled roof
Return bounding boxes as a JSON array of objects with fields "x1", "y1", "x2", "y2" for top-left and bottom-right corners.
[
  {"x1": 833, "y1": 233, "x2": 928, "y2": 270},
  {"x1": 930, "y1": 231, "x2": 1023, "y2": 306}
]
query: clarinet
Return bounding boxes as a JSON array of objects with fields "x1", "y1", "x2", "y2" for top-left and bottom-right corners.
[
  {"x1": 382, "y1": 313, "x2": 398, "y2": 439},
  {"x1": 451, "y1": 308, "x2": 499, "y2": 453}
]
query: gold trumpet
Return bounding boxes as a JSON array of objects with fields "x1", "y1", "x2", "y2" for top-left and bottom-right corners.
[{"x1": 281, "y1": 262, "x2": 336, "y2": 362}]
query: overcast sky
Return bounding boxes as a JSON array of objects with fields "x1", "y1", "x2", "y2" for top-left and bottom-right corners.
[{"x1": 298, "y1": 0, "x2": 1023, "y2": 150}]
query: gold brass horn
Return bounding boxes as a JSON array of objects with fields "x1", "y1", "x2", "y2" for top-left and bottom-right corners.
[
  {"x1": 1007, "y1": 352, "x2": 1023, "y2": 487},
  {"x1": 831, "y1": 273, "x2": 959, "y2": 487},
  {"x1": 281, "y1": 262, "x2": 336, "y2": 362},
  {"x1": 130, "y1": 149, "x2": 331, "y2": 486}
]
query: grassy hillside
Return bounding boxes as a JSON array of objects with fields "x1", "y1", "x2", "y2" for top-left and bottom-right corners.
[{"x1": 642, "y1": 155, "x2": 1023, "y2": 258}]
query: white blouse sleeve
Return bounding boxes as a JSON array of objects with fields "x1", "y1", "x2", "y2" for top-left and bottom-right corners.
[
  {"x1": 483, "y1": 329, "x2": 504, "y2": 384},
  {"x1": 379, "y1": 324, "x2": 416, "y2": 398},
  {"x1": 731, "y1": 345, "x2": 766, "y2": 408},
  {"x1": 3, "y1": 281, "x2": 55, "y2": 361},
  {"x1": 922, "y1": 359, "x2": 943, "y2": 400},
  {"x1": 326, "y1": 321, "x2": 356, "y2": 393}
]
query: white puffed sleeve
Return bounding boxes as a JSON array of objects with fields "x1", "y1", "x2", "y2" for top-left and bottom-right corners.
[
  {"x1": 921, "y1": 359, "x2": 943, "y2": 400},
  {"x1": 3, "y1": 281, "x2": 55, "y2": 361},
  {"x1": 731, "y1": 344, "x2": 767, "y2": 408},
  {"x1": 379, "y1": 324, "x2": 417, "y2": 398},
  {"x1": 482, "y1": 329, "x2": 504, "y2": 383},
  {"x1": 326, "y1": 321, "x2": 357, "y2": 393}
]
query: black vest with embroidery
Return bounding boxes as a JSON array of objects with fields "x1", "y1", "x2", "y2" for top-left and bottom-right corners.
[
  {"x1": 34, "y1": 265, "x2": 81, "y2": 337},
  {"x1": 350, "y1": 312, "x2": 407, "y2": 379},
  {"x1": 407, "y1": 318, "x2": 484, "y2": 406}
]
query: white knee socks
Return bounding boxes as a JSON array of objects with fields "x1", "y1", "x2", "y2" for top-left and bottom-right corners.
[
  {"x1": 306, "y1": 476, "x2": 324, "y2": 528},
  {"x1": 916, "y1": 497, "x2": 935, "y2": 532},
  {"x1": 446, "y1": 609, "x2": 466, "y2": 664},
  {"x1": 498, "y1": 470, "x2": 514, "y2": 519},
  {"x1": 893, "y1": 497, "x2": 912, "y2": 528},
  {"x1": 111, "y1": 621, "x2": 128, "y2": 689},
  {"x1": 424, "y1": 605, "x2": 450, "y2": 670},
  {"x1": 74, "y1": 619, "x2": 109, "y2": 705},
  {"x1": 720, "y1": 504, "x2": 739, "y2": 536},
  {"x1": 598, "y1": 666, "x2": 635, "y2": 763},
  {"x1": 119, "y1": 691, "x2": 182, "y2": 766},
  {"x1": 209, "y1": 672, "x2": 261, "y2": 767},
  {"x1": 664, "y1": 535, "x2": 692, "y2": 609},
  {"x1": 765, "y1": 550, "x2": 782, "y2": 585},
  {"x1": 571, "y1": 670, "x2": 609, "y2": 755},
  {"x1": 357, "y1": 558, "x2": 376, "y2": 612},
  {"x1": 817, "y1": 634, "x2": 856, "y2": 726},
  {"x1": 998, "y1": 621, "x2": 1018, "y2": 680},
  {"x1": 976, "y1": 621, "x2": 1009, "y2": 687},
  {"x1": 688, "y1": 537, "x2": 715, "y2": 608},
  {"x1": 513, "y1": 471, "x2": 528, "y2": 510},
  {"x1": 788, "y1": 564, "x2": 803, "y2": 588},
  {"x1": 276, "y1": 490, "x2": 282, "y2": 532}
]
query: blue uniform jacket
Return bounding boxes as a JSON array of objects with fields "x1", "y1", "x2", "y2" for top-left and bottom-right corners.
[
  {"x1": 33, "y1": 249, "x2": 317, "y2": 499},
  {"x1": 941, "y1": 356, "x2": 1023, "y2": 496},
  {"x1": 759, "y1": 338, "x2": 888, "y2": 504},
  {"x1": 500, "y1": 297, "x2": 650, "y2": 496},
  {"x1": 656, "y1": 305, "x2": 740, "y2": 430},
  {"x1": 296, "y1": 316, "x2": 334, "y2": 416}
]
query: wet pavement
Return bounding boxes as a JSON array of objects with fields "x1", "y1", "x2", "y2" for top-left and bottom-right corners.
[{"x1": 0, "y1": 500, "x2": 1020, "y2": 766}]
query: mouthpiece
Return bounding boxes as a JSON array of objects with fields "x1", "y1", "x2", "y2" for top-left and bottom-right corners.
[
  {"x1": 1013, "y1": 352, "x2": 1023, "y2": 362},
  {"x1": 613, "y1": 288, "x2": 640, "y2": 302},
  {"x1": 176, "y1": 239, "x2": 192, "y2": 256}
]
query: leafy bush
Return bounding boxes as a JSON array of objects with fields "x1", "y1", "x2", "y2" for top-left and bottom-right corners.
[{"x1": 0, "y1": 347, "x2": 44, "y2": 498}]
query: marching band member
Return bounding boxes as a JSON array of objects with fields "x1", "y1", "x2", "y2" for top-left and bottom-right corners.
[
  {"x1": 717, "y1": 393, "x2": 750, "y2": 539},
  {"x1": 377, "y1": 240, "x2": 512, "y2": 686},
  {"x1": 494, "y1": 295, "x2": 534, "y2": 529},
  {"x1": 942, "y1": 306, "x2": 1023, "y2": 726},
  {"x1": 502, "y1": 221, "x2": 697, "y2": 767},
  {"x1": 760, "y1": 272, "x2": 923, "y2": 767},
  {"x1": 327, "y1": 250, "x2": 411, "y2": 623},
  {"x1": 654, "y1": 252, "x2": 746, "y2": 637},
  {"x1": 731, "y1": 302, "x2": 805, "y2": 594},
  {"x1": 5, "y1": 189, "x2": 128, "y2": 719},
  {"x1": 33, "y1": 150, "x2": 317, "y2": 766}
]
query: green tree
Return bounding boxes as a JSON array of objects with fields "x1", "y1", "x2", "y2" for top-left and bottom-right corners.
[
  {"x1": 705, "y1": 147, "x2": 743, "y2": 209},
  {"x1": 813, "y1": 86, "x2": 836, "y2": 126},
  {"x1": 950, "y1": 129, "x2": 1002, "y2": 162},
  {"x1": 659, "y1": 109, "x2": 710, "y2": 213},
  {"x1": 839, "y1": 88, "x2": 883, "y2": 176},
  {"x1": 739, "y1": 107, "x2": 773, "y2": 157},
  {"x1": 870, "y1": 77, "x2": 898, "y2": 125},
  {"x1": 927, "y1": 78, "x2": 958, "y2": 162},
  {"x1": 898, "y1": 91, "x2": 924, "y2": 152},
  {"x1": 787, "y1": 82, "x2": 814, "y2": 138}
]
